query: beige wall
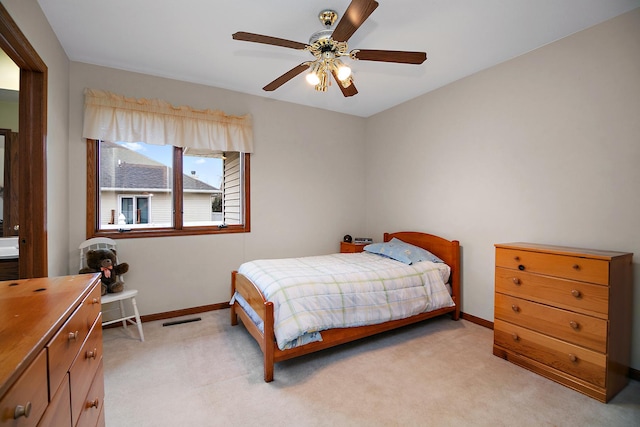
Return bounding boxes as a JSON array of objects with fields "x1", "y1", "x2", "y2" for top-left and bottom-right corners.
[
  {"x1": 3, "y1": 0, "x2": 71, "y2": 275},
  {"x1": 365, "y1": 9, "x2": 640, "y2": 370},
  {"x1": 0, "y1": 100, "x2": 18, "y2": 130},
  {"x1": 67, "y1": 62, "x2": 367, "y2": 315}
]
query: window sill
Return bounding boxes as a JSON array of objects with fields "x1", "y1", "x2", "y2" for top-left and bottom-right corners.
[{"x1": 90, "y1": 226, "x2": 249, "y2": 239}]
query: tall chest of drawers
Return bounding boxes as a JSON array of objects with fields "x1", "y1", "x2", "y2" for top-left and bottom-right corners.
[
  {"x1": 0, "y1": 274, "x2": 105, "y2": 426},
  {"x1": 493, "y1": 242, "x2": 633, "y2": 403}
]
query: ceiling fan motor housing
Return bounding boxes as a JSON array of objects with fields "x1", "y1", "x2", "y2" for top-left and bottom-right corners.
[{"x1": 309, "y1": 29, "x2": 334, "y2": 45}]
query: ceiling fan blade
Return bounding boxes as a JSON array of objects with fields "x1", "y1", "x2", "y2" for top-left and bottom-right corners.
[
  {"x1": 352, "y1": 49, "x2": 427, "y2": 64},
  {"x1": 331, "y1": 71, "x2": 358, "y2": 97},
  {"x1": 331, "y1": 0, "x2": 379, "y2": 43},
  {"x1": 232, "y1": 32, "x2": 307, "y2": 50},
  {"x1": 263, "y1": 63, "x2": 309, "y2": 91}
]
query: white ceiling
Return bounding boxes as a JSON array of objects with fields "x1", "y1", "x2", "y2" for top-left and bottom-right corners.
[{"x1": 37, "y1": 0, "x2": 639, "y2": 117}]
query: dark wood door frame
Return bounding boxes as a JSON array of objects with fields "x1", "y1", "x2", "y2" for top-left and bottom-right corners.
[
  {"x1": 0, "y1": 128, "x2": 19, "y2": 238},
  {"x1": 0, "y1": 4, "x2": 48, "y2": 278}
]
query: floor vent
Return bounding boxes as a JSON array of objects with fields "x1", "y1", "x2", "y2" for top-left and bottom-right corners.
[{"x1": 162, "y1": 317, "x2": 201, "y2": 327}]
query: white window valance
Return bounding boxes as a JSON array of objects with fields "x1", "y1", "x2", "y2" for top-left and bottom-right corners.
[{"x1": 82, "y1": 88, "x2": 254, "y2": 153}]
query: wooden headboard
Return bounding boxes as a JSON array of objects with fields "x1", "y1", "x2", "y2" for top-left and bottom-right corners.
[{"x1": 384, "y1": 231, "x2": 461, "y2": 317}]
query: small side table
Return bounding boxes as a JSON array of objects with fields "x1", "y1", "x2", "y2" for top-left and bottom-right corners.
[{"x1": 340, "y1": 242, "x2": 367, "y2": 253}]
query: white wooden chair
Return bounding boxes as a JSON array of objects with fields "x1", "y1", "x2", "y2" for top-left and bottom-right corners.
[{"x1": 79, "y1": 237, "x2": 144, "y2": 341}]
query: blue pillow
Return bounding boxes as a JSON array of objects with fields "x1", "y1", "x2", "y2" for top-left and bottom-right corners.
[{"x1": 364, "y1": 238, "x2": 444, "y2": 265}]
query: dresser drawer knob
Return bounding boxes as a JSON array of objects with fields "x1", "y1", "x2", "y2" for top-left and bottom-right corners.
[
  {"x1": 86, "y1": 347, "x2": 98, "y2": 359},
  {"x1": 512, "y1": 333, "x2": 519, "y2": 341},
  {"x1": 572, "y1": 264, "x2": 580, "y2": 270},
  {"x1": 518, "y1": 265, "x2": 525, "y2": 271},
  {"x1": 92, "y1": 297, "x2": 99, "y2": 304},
  {"x1": 571, "y1": 289, "x2": 581, "y2": 298},
  {"x1": 511, "y1": 304, "x2": 520, "y2": 312},
  {"x1": 88, "y1": 398, "x2": 100, "y2": 409},
  {"x1": 569, "y1": 321, "x2": 579, "y2": 330},
  {"x1": 68, "y1": 330, "x2": 79, "y2": 341},
  {"x1": 14, "y1": 402, "x2": 32, "y2": 419},
  {"x1": 568, "y1": 353, "x2": 578, "y2": 363},
  {"x1": 512, "y1": 277, "x2": 521, "y2": 285}
]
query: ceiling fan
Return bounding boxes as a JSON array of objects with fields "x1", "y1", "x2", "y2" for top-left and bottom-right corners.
[{"x1": 232, "y1": 0, "x2": 427, "y2": 97}]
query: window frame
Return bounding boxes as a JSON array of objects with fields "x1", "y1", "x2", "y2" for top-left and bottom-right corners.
[{"x1": 86, "y1": 139, "x2": 251, "y2": 239}]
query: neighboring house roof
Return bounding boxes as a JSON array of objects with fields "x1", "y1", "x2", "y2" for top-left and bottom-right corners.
[{"x1": 99, "y1": 141, "x2": 219, "y2": 192}]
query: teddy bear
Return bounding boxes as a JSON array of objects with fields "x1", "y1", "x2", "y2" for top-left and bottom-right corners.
[{"x1": 79, "y1": 248, "x2": 129, "y2": 296}]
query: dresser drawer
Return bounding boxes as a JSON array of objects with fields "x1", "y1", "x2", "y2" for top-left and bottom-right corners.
[
  {"x1": 494, "y1": 319, "x2": 606, "y2": 387},
  {"x1": 80, "y1": 283, "x2": 102, "y2": 332},
  {"x1": 47, "y1": 283, "x2": 102, "y2": 397},
  {"x1": 38, "y1": 374, "x2": 71, "y2": 427},
  {"x1": 495, "y1": 267, "x2": 609, "y2": 318},
  {"x1": 496, "y1": 248, "x2": 609, "y2": 285},
  {"x1": 75, "y1": 361, "x2": 104, "y2": 427},
  {"x1": 96, "y1": 406, "x2": 105, "y2": 427},
  {"x1": 0, "y1": 350, "x2": 48, "y2": 427},
  {"x1": 70, "y1": 314, "x2": 103, "y2": 427},
  {"x1": 340, "y1": 242, "x2": 367, "y2": 253},
  {"x1": 495, "y1": 293, "x2": 607, "y2": 352}
]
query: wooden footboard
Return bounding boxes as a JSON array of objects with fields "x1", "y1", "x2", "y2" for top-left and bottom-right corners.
[
  {"x1": 231, "y1": 270, "x2": 276, "y2": 381},
  {"x1": 230, "y1": 231, "x2": 461, "y2": 382}
]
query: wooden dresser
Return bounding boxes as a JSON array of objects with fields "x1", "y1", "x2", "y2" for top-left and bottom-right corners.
[
  {"x1": 0, "y1": 274, "x2": 105, "y2": 426},
  {"x1": 493, "y1": 242, "x2": 633, "y2": 402}
]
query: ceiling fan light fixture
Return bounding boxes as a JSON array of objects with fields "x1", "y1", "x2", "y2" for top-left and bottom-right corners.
[
  {"x1": 314, "y1": 66, "x2": 329, "y2": 92},
  {"x1": 305, "y1": 61, "x2": 322, "y2": 85},
  {"x1": 334, "y1": 59, "x2": 352, "y2": 81},
  {"x1": 305, "y1": 71, "x2": 320, "y2": 86}
]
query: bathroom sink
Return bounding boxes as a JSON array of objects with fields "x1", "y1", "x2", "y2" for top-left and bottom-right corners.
[{"x1": 0, "y1": 237, "x2": 19, "y2": 259}]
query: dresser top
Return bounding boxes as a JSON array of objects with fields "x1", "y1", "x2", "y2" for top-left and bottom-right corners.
[
  {"x1": 0, "y1": 274, "x2": 100, "y2": 398},
  {"x1": 495, "y1": 242, "x2": 633, "y2": 260}
]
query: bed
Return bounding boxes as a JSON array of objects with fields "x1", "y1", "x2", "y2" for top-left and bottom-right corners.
[{"x1": 230, "y1": 231, "x2": 461, "y2": 382}]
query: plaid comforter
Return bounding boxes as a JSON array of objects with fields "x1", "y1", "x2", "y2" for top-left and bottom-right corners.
[{"x1": 237, "y1": 252, "x2": 454, "y2": 350}]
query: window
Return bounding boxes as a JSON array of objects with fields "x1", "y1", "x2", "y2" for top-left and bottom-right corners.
[
  {"x1": 86, "y1": 139, "x2": 250, "y2": 238},
  {"x1": 119, "y1": 195, "x2": 149, "y2": 225}
]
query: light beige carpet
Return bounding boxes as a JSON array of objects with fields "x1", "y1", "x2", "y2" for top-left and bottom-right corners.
[{"x1": 103, "y1": 310, "x2": 639, "y2": 426}]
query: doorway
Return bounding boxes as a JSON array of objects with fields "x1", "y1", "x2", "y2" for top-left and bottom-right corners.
[
  {"x1": 0, "y1": 4, "x2": 48, "y2": 278},
  {"x1": 0, "y1": 128, "x2": 19, "y2": 237}
]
